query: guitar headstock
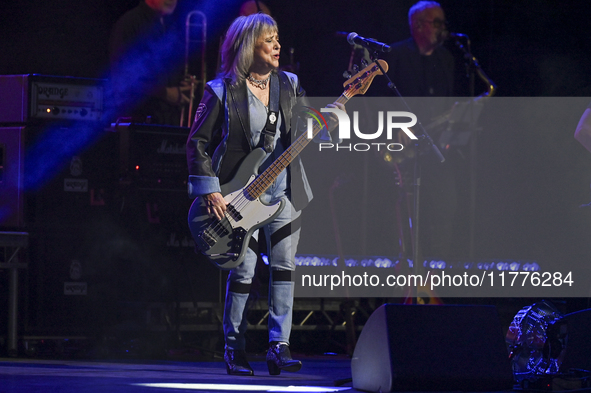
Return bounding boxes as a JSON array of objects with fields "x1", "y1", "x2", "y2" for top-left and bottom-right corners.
[{"x1": 343, "y1": 59, "x2": 388, "y2": 97}]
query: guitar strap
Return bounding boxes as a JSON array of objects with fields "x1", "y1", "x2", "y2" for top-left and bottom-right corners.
[{"x1": 260, "y1": 73, "x2": 280, "y2": 153}]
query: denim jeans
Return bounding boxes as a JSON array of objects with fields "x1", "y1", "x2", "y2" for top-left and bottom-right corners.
[{"x1": 223, "y1": 171, "x2": 300, "y2": 350}]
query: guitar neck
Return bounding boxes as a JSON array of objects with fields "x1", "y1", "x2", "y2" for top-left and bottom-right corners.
[
  {"x1": 245, "y1": 94, "x2": 350, "y2": 200},
  {"x1": 243, "y1": 59, "x2": 388, "y2": 200}
]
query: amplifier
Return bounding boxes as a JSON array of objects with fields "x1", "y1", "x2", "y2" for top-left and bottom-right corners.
[
  {"x1": 115, "y1": 122, "x2": 190, "y2": 191},
  {"x1": 0, "y1": 74, "x2": 104, "y2": 123}
]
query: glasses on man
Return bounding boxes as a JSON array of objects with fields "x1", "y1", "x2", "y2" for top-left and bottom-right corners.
[{"x1": 421, "y1": 18, "x2": 448, "y2": 29}]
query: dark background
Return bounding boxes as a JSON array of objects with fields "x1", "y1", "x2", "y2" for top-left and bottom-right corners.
[
  {"x1": 3, "y1": 0, "x2": 591, "y2": 97},
  {"x1": 1, "y1": 0, "x2": 591, "y2": 349}
]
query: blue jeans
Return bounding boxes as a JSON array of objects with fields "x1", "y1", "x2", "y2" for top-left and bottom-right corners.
[{"x1": 223, "y1": 175, "x2": 300, "y2": 351}]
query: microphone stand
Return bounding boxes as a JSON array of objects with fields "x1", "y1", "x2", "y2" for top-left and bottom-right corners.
[
  {"x1": 453, "y1": 35, "x2": 476, "y2": 260},
  {"x1": 369, "y1": 52, "x2": 445, "y2": 305},
  {"x1": 449, "y1": 33, "x2": 495, "y2": 259}
]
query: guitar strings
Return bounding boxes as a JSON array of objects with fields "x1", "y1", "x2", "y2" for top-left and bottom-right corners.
[
  {"x1": 202, "y1": 128, "x2": 315, "y2": 239},
  {"x1": 202, "y1": 90, "x2": 355, "y2": 246}
]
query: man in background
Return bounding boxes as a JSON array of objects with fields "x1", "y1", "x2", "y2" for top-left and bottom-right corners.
[
  {"x1": 373, "y1": 1, "x2": 453, "y2": 100},
  {"x1": 109, "y1": 0, "x2": 190, "y2": 125},
  {"x1": 393, "y1": 1, "x2": 453, "y2": 97}
]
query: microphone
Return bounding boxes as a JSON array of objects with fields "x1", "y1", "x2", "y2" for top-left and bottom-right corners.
[
  {"x1": 447, "y1": 32, "x2": 468, "y2": 40},
  {"x1": 347, "y1": 32, "x2": 391, "y2": 53}
]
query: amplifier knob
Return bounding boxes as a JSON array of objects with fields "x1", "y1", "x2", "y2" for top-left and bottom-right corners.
[{"x1": 80, "y1": 108, "x2": 88, "y2": 117}]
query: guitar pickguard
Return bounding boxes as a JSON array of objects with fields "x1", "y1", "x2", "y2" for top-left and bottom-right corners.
[{"x1": 188, "y1": 149, "x2": 286, "y2": 269}]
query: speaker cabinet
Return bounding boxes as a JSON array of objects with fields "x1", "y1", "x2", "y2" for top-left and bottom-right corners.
[
  {"x1": 115, "y1": 187, "x2": 223, "y2": 304},
  {"x1": 351, "y1": 304, "x2": 514, "y2": 392},
  {"x1": 561, "y1": 308, "x2": 591, "y2": 372},
  {"x1": 0, "y1": 127, "x2": 25, "y2": 228},
  {"x1": 24, "y1": 128, "x2": 121, "y2": 333},
  {"x1": 22, "y1": 125, "x2": 222, "y2": 331}
]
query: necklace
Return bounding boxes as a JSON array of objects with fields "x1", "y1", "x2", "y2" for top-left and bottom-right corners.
[{"x1": 247, "y1": 73, "x2": 271, "y2": 89}]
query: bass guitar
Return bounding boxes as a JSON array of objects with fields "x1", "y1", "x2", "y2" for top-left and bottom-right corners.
[{"x1": 188, "y1": 60, "x2": 388, "y2": 269}]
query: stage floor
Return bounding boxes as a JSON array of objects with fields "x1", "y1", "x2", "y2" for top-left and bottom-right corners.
[
  {"x1": 0, "y1": 354, "x2": 530, "y2": 393},
  {"x1": 0, "y1": 355, "x2": 357, "y2": 393},
  {"x1": 0, "y1": 354, "x2": 522, "y2": 393}
]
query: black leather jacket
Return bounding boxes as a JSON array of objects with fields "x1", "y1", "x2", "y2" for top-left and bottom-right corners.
[{"x1": 186, "y1": 71, "x2": 313, "y2": 211}]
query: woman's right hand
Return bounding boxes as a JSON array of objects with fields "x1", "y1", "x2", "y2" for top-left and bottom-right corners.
[{"x1": 204, "y1": 192, "x2": 227, "y2": 221}]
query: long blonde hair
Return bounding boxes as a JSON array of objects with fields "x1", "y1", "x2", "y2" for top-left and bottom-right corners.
[{"x1": 219, "y1": 13, "x2": 278, "y2": 83}]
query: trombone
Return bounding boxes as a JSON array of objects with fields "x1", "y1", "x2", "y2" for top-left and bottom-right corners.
[{"x1": 180, "y1": 10, "x2": 207, "y2": 128}]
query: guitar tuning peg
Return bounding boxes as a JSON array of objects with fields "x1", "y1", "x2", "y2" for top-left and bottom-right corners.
[
  {"x1": 360, "y1": 59, "x2": 369, "y2": 68},
  {"x1": 343, "y1": 70, "x2": 352, "y2": 79},
  {"x1": 352, "y1": 64, "x2": 359, "y2": 73}
]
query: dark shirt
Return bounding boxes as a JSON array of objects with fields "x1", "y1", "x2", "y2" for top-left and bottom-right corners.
[
  {"x1": 377, "y1": 37, "x2": 454, "y2": 98},
  {"x1": 109, "y1": 1, "x2": 183, "y2": 125},
  {"x1": 368, "y1": 37, "x2": 455, "y2": 125}
]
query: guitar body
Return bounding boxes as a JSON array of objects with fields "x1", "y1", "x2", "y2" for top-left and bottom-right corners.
[{"x1": 188, "y1": 148, "x2": 286, "y2": 269}]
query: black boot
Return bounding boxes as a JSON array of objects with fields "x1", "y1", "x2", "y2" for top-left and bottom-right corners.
[
  {"x1": 266, "y1": 342, "x2": 302, "y2": 375},
  {"x1": 224, "y1": 349, "x2": 254, "y2": 376}
]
